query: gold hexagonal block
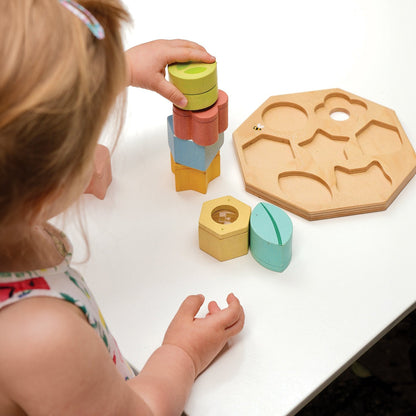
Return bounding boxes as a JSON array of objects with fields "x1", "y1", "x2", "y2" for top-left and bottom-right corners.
[
  {"x1": 199, "y1": 196, "x2": 251, "y2": 261},
  {"x1": 233, "y1": 88, "x2": 416, "y2": 220}
]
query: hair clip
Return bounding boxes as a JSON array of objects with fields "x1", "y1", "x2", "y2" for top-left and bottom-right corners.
[{"x1": 59, "y1": 0, "x2": 105, "y2": 40}]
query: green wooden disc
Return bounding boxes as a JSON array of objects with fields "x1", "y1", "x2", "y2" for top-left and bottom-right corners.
[
  {"x1": 168, "y1": 62, "x2": 217, "y2": 95},
  {"x1": 181, "y1": 85, "x2": 218, "y2": 111}
]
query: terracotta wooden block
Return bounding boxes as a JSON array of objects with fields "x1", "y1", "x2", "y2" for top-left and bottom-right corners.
[
  {"x1": 170, "y1": 152, "x2": 220, "y2": 194},
  {"x1": 233, "y1": 88, "x2": 416, "y2": 220},
  {"x1": 199, "y1": 196, "x2": 251, "y2": 262},
  {"x1": 168, "y1": 62, "x2": 218, "y2": 111},
  {"x1": 250, "y1": 202, "x2": 293, "y2": 272},
  {"x1": 167, "y1": 115, "x2": 224, "y2": 171},
  {"x1": 172, "y1": 90, "x2": 228, "y2": 146},
  {"x1": 84, "y1": 144, "x2": 112, "y2": 200}
]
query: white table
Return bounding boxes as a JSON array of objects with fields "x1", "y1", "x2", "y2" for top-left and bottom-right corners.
[{"x1": 67, "y1": 1, "x2": 416, "y2": 414}]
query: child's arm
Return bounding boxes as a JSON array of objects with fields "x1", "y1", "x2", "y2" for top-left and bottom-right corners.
[
  {"x1": 128, "y1": 293, "x2": 245, "y2": 414},
  {"x1": 0, "y1": 294, "x2": 244, "y2": 416},
  {"x1": 125, "y1": 39, "x2": 216, "y2": 108}
]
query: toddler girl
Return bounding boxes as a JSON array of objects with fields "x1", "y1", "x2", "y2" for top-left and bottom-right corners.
[{"x1": 0, "y1": 1, "x2": 245, "y2": 415}]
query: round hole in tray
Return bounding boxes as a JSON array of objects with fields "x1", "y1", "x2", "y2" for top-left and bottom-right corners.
[
  {"x1": 211, "y1": 205, "x2": 239, "y2": 224},
  {"x1": 262, "y1": 103, "x2": 308, "y2": 132},
  {"x1": 330, "y1": 109, "x2": 350, "y2": 121}
]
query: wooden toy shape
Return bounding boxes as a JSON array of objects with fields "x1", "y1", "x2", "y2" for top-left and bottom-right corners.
[
  {"x1": 172, "y1": 90, "x2": 229, "y2": 146},
  {"x1": 84, "y1": 144, "x2": 112, "y2": 200},
  {"x1": 250, "y1": 202, "x2": 293, "y2": 272},
  {"x1": 199, "y1": 195, "x2": 251, "y2": 261},
  {"x1": 233, "y1": 88, "x2": 416, "y2": 220},
  {"x1": 168, "y1": 62, "x2": 218, "y2": 111},
  {"x1": 167, "y1": 115, "x2": 224, "y2": 171},
  {"x1": 170, "y1": 152, "x2": 220, "y2": 194}
]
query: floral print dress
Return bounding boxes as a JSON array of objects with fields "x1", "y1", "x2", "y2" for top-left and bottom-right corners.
[{"x1": 0, "y1": 226, "x2": 136, "y2": 380}]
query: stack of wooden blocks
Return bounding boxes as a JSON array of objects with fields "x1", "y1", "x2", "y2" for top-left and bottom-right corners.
[{"x1": 167, "y1": 62, "x2": 228, "y2": 193}]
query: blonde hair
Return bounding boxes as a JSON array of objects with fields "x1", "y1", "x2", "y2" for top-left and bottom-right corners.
[{"x1": 0, "y1": 0, "x2": 130, "y2": 232}]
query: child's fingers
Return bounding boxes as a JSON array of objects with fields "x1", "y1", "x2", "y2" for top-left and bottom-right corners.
[
  {"x1": 207, "y1": 301, "x2": 221, "y2": 315},
  {"x1": 223, "y1": 294, "x2": 245, "y2": 336},
  {"x1": 165, "y1": 46, "x2": 216, "y2": 65},
  {"x1": 168, "y1": 39, "x2": 209, "y2": 53},
  {"x1": 155, "y1": 77, "x2": 188, "y2": 107},
  {"x1": 225, "y1": 306, "x2": 245, "y2": 336},
  {"x1": 222, "y1": 294, "x2": 244, "y2": 330},
  {"x1": 224, "y1": 304, "x2": 244, "y2": 330},
  {"x1": 211, "y1": 294, "x2": 244, "y2": 331},
  {"x1": 176, "y1": 294, "x2": 205, "y2": 320},
  {"x1": 166, "y1": 39, "x2": 215, "y2": 62},
  {"x1": 226, "y1": 293, "x2": 239, "y2": 304}
]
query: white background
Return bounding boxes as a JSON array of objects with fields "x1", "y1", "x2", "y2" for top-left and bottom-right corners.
[{"x1": 65, "y1": 1, "x2": 416, "y2": 415}]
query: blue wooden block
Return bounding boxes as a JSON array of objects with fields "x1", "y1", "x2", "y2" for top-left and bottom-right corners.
[
  {"x1": 250, "y1": 202, "x2": 293, "y2": 272},
  {"x1": 167, "y1": 115, "x2": 224, "y2": 172}
]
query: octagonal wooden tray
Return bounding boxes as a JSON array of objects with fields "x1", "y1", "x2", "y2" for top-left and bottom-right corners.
[{"x1": 233, "y1": 89, "x2": 416, "y2": 220}]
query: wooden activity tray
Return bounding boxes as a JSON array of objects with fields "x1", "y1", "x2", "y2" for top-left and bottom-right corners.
[{"x1": 233, "y1": 88, "x2": 416, "y2": 220}]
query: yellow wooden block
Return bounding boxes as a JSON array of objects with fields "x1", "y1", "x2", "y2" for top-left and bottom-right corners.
[
  {"x1": 170, "y1": 152, "x2": 220, "y2": 193},
  {"x1": 198, "y1": 195, "x2": 251, "y2": 261}
]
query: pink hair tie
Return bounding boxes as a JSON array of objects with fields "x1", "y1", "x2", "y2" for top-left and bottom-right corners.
[{"x1": 59, "y1": 0, "x2": 105, "y2": 39}]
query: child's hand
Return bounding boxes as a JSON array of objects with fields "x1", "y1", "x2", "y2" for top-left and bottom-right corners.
[
  {"x1": 125, "y1": 39, "x2": 216, "y2": 108},
  {"x1": 163, "y1": 293, "x2": 245, "y2": 377}
]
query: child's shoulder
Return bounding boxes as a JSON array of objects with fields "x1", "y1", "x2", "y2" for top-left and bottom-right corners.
[
  {"x1": 0, "y1": 297, "x2": 83, "y2": 412},
  {"x1": 0, "y1": 296, "x2": 150, "y2": 415},
  {"x1": 0, "y1": 296, "x2": 137, "y2": 415},
  {"x1": 0, "y1": 296, "x2": 87, "y2": 373}
]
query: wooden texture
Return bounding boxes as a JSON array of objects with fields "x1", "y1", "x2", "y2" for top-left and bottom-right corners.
[
  {"x1": 199, "y1": 195, "x2": 251, "y2": 261},
  {"x1": 172, "y1": 89, "x2": 228, "y2": 145},
  {"x1": 84, "y1": 144, "x2": 112, "y2": 200},
  {"x1": 250, "y1": 202, "x2": 293, "y2": 272},
  {"x1": 170, "y1": 152, "x2": 220, "y2": 194},
  {"x1": 167, "y1": 115, "x2": 224, "y2": 171},
  {"x1": 233, "y1": 88, "x2": 416, "y2": 220},
  {"x1": 168, "y1": 62, "x2": 218, "y2": 110}
]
